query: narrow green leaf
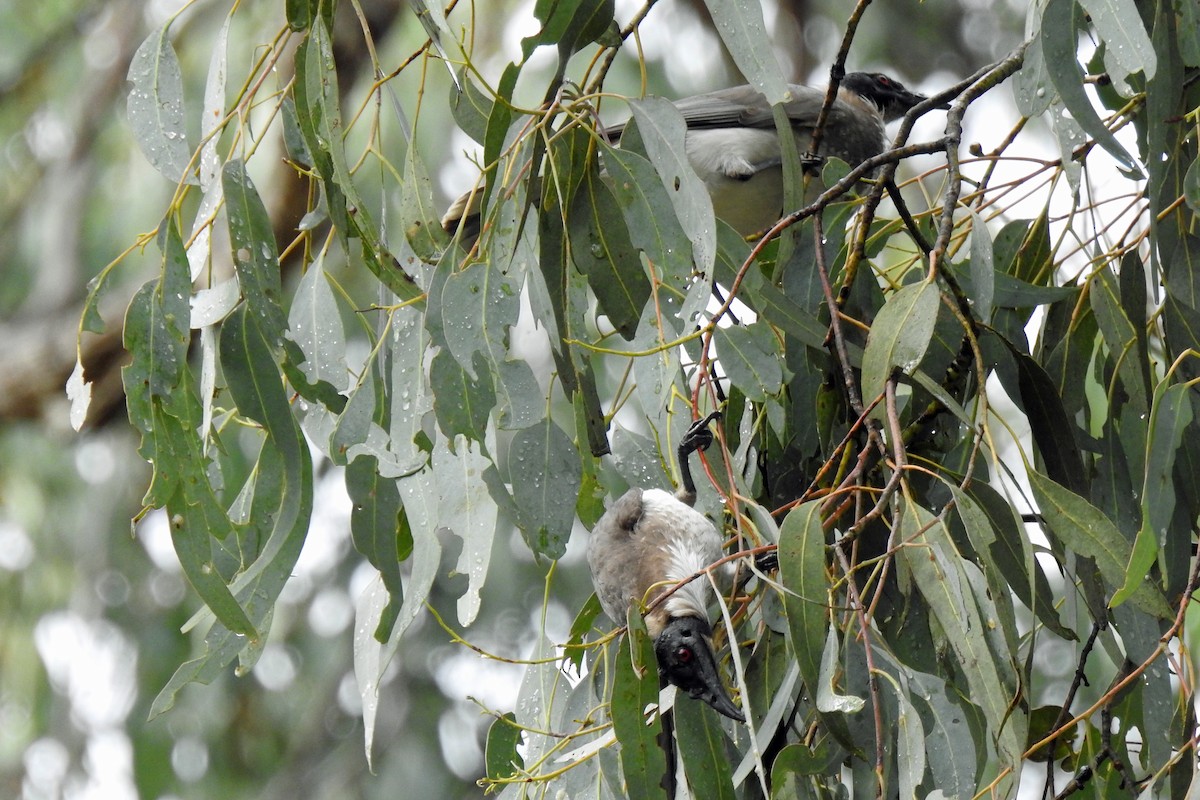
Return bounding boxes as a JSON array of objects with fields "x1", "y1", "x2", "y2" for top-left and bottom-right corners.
[
  {"x1": 600, "y1": 143, "x2": 695, "y2": 291},
  {"x1": 508, "y1": 418, "x2": 582, "y2": 560},
  {"x1": 434, "y1": 435, "x2": 499, "y2": 626},
  {"x1": 399, "y1": 137, "x2": 448, "y2": 261},
  {"x1": 897, "y1": 501, "x2": 1025, "y2": 771},
  {"x1": 1014, "y1": 33, "x2": 1055, "y2": 117},
  {"x1": 909, "y1": 672, "x2": 977, "y2": 798},
  {"x1": 714, "y1": 323, "x2": 785, "y2": 403},
  {"x1": 524, "y1": 0, "x2": 614, "y2": 58},
  {"x1": 947, "y1": 486, "x2": 1020, "y2": 654},
  {"x1": 448, "y1": 68, "x2": 493, "y2": 145},
  {"x1": 430, "y1": 350, "x2": 495, "y2": 444},
  {"x1": 628, "y1": 97, "x2": 716, "y2": 274},
  {"x1": 357, "y1": 467, "x2": 442, "y2": 765},
  {"x1": 1114, "y1": 382, "x2": 1195, "y2": 606},
  {"x1": 217, "y1": 306, "x2": 312, "y2": 598},
  {"x1": 1040, "y1": 0, "x2": 1142, "y2": 175},
  {"x1": 1142, "y1": 383, "x2": 1194, "y2": 549},
  {"x1": 126, "y1": 24, "x2": 195, "y2": 185},
  {"x1": 1028, "y1": 468, "x2": 1173, "y2": 618},
  {"x1": 1008, "y1": 342, "x2": 1087, "y2": 496},
  {"x1": 368, "y1": 304, "x2": 432, "y2": 478},
  {"x1": 492, "y1": 358, "x2": 545, "y2": 431},
  {"x1": 1185, "y1": 158, "x2": 1200, "y2": 218},
  {"x1": 699, "y1": 0, "x2": 789, "y2": 103},
  {"x1": 1115, "y1": 523, "x2": 1159, "y2": 609},
  {"x1": 1076, "y1": 0, "x2": 1156, "y2": 89},
  {"x1": 485, "y1": 713, "x2": 524, "y2": 781},
  {"x1": 778, "y1": 501, "x2": 827, "y2": 705},
  {"x1": 1090, "y1": 262, "x2": 1149, "y2": 414},
  {"x1": 1182, "y1": 0, "x2": 1200, "y2": 66},
  {"x1": 293, "y1": 20, "x2": 423, "y2": 301},
  {"x1": 894, "y1": 685, "x2": 926, "y2": 800},
  {"x1": 961, "y1": 480, "x2": 1074, "y2": 640},
  {"x1": 287, "y1": 255, "x2": 348, "y2": 393},
  {"x1": 568, "y1": 164, "x2": 649, "y2": 340},
  {"x1": 968, "y1": 210, "x2": 995, "y2": 323},
  {"x1": 123, "y1": 218, "x2": 193, "y2": 504},
  {"x1": 346, "y1": 456, "x2": 404, "y2": 640},
  {"x1": 562, "y1": 593, "x2": 603, "y2": 672},
  {"x1": 441, "y1": 260, "x2": 520, "y2": 379},
  {"x1": 150, "y1": 382, "x2": 313, "y2": 719},
  {"x1": 674, "y1": 698, "x2": 735, "y2": 800},
  {"x1": 223, "y1": 161, "x2": 287, "y2": 344},
  {"x1": 285, "y1": 0, "x2": 314, "y2": 30},
  {"x1": 611, "y1": 616, "x2": 666, "y2": 800},
  {"x1": 154, "y1": 403, "x2": 256, "y2": 639},
  {"x1": 861, "y1": 279, "x2": 940, "y2": 405}
]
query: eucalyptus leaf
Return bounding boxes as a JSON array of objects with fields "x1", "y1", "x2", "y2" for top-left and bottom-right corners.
[
  {"x1": 715, "y1": 323, "x2": 785, "y2": 403},
  {"x1": 127, "y1": 24, "x2": 195, "y2": 185},
  {"x1": 435, "y1": 435, "x2": 499, "y2": 626},
  {"x1": 861, "y1": 279, "x2": 940, "y2": 406},
  {"x1": 508, "y1": 417, "x2": 582, "y2": 560},
  {"x1": 1028, "y1": 468, "x2": 1173, "y2": 618}
]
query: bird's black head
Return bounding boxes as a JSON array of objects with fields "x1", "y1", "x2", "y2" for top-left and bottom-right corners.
[
  {"x1": 655, "y1": 615, "x2": 744, "y2": 723},
  {"x1": 842, "y1": 72, "x2": 945, "y2": 122}
]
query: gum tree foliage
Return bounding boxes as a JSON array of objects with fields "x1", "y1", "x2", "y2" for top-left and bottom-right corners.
[{"x1": 76, "y1": 0, "x2": 1200, "y2": 797}]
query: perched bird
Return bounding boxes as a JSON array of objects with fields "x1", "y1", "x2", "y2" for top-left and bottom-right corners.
[
  {"x1": 587, "y1": 411, "x2": 743, "y2": 722},
  {"x1": 441, "y1": 71, "x2": 942, "y2": 238},
  {"x1": 660, "y1": 71, "x2": 936, "y2": 235}
]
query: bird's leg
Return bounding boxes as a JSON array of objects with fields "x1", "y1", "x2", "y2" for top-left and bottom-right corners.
[
  {"x1": 676, "y1": 411, "x2": 722, "y2": 506},
  {"x1": 884, "y1": 178, "x2": 935, "y2": 254}
]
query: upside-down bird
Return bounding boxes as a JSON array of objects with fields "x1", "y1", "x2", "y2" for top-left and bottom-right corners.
[
  {"x1": 442, "y1": 71, "x2": 943, "y2": 238},
  {"x1": 586, "y1": 411, "x2": 743, "y2": 722}
]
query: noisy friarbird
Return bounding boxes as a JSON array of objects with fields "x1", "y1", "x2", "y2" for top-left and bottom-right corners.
[
  {"x1": 441, "y1": 71, "x2": 943, "y2": 238},
  {"x1": 586, "y1": 412, "x2": 743, "y2": 722}
]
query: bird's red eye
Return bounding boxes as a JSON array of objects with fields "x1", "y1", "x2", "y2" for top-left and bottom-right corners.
[
  {"x1": 675, "y1": 646, "x2": 693, "y2": 663},
  {"x1": 877, "y1": 76, "x2": 892, "y2": 87}
]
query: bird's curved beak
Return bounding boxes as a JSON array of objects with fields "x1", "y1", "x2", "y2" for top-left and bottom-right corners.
[{"x1": 655, "y1": 616, "x2": 745, "y2": 723}]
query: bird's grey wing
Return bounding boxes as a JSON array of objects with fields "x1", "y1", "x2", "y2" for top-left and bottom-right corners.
[
  {"x1": 587, "y1": 488, "x2": 647, "y2": 623},
  {"x1": 605, "y1": 83, "x2": 822, "y2": 138},
  {"x1": 670, "y1": 85, "x2": 772, "y2": 129},
  {"x1": 673, "y1": 84, "x2": 829, "y2": 130}
]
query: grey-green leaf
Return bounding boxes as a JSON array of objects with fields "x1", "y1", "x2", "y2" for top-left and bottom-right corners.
[
  {"x1": 1040, "y1": 0, "x2": 1142, "y2": 175},
  {"x1": 779, "y1": 501, "x2": 827, "y2": 701},
  {"x1": 897, "y1": 501, "x2": 1025, "y2": 771},
  {"x1": 441, "y1": 260, "x2": 519, "y2": 379},
  {"x1": 611, "y1": 618, "x2": 666, "y2": 800},
  {"x1": 715, "y1": 323, "x2": 785, "y2": 403},
  {"x1": 223, "y1": 160, "x2": 287, "y2": 345},
  {"x1": 434, "y1": 435, "x2": 499, "y2": 626},
  {"x1": 127, "y1": 24, "x2": 196, "y2": 185},
  {"x1": 508, "y1": 418, "x2": 582, "y2": 560},
  {"x1": 699, "y1": 0, "x2": 789, "y2": 103},
  {"x1": 628, "y1": 97, "x2": 716, "y2": 274},
  {"x1": 861, "y1": 279, "x2": 940, "y2": 405},
  {"x1": 1075, "y1": 0, "x2": 1156, "y2": 91},
  {"x1": 287, "y1": 255, "x2": 349, "y2": 393},
  {"x1": 1028, "y1": 468, "x2": 1173, "y2": 618}
]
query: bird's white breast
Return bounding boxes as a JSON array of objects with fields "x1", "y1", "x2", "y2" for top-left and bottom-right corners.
[{"x1": 638, "y1": 489, "x2": 724, "y2": 620}]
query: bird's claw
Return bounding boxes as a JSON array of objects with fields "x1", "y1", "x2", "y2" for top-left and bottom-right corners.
[
  {"x1": 800, "y1": 151, "x2": 824, "y2": 169},
  {"x1": 754, "y1": 550, "x2": 778, "y2": 573},
  {"x1": 681, "y1": 411, "x2": 722, "y2": 457}
]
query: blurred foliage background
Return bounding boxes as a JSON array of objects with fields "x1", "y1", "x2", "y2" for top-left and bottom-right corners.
[{"x1": 2, "y1": 1, "x2": 1028, "y2": 798}]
